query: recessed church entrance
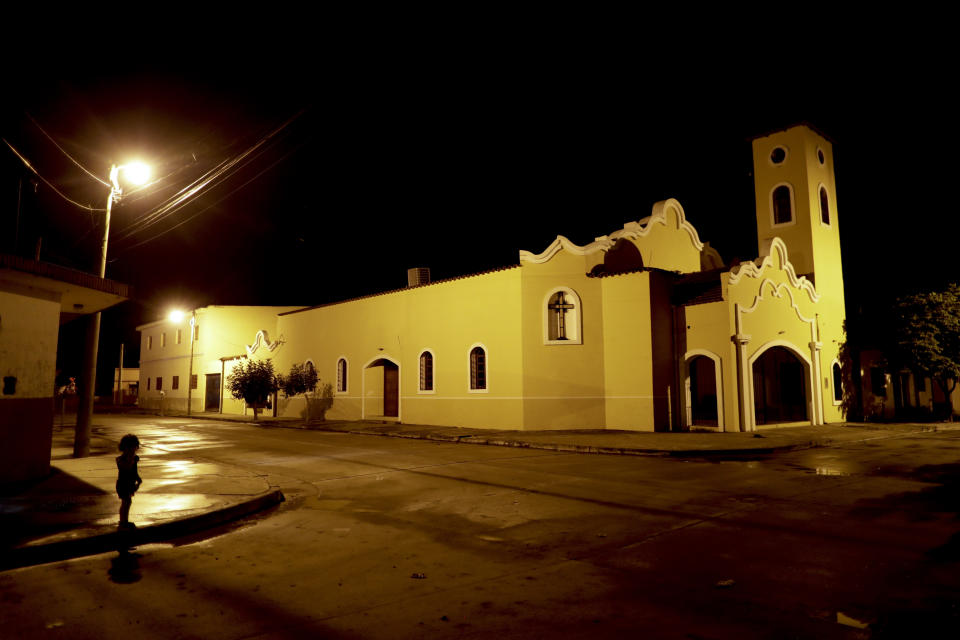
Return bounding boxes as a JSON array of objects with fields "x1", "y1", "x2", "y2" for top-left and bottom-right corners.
[
  {"x1": 752, "y1": 346, "x2": 807, "y2": 425},
  {"x1": 364, "y1": 358, "x2": 399, "y2": 418},
  {"x1": 688, "y1": 356, "x2": 718, "y2": 427}
]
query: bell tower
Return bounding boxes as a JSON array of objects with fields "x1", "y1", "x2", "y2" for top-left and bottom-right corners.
[{"x1": 751, "y1": 123, "x2": 847, "y2": 419}]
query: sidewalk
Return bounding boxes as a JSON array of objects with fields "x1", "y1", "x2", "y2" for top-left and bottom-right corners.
[
  {"x1": 174, "y1": 410, "x2": 958, "y2": 457},
  {"x1": 3, "y1": 412, "x2": 954, "y2": 572},
  {"x1": 0, "y1": 426, "x2": 283, "y2": 571}
]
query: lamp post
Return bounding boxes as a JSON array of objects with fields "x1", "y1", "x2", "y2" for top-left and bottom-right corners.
[
  {"x1": 168, "y1": 309, "x2": 197, "y2": 415},
  {"x1": 74, "y1": 162, "x2": 149, "y2": 458}
]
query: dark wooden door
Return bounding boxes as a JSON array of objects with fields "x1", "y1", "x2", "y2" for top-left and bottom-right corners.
[
  {"x1": 383, "y1": 365, "x2": 399, "y2": 417},
  {"x1": 205, "y1": 373, "x2": 221, "y2": 412}
]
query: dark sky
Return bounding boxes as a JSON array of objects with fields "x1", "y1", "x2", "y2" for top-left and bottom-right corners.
[{"x1": 1, "y1": 42, "x2": 955, "y2": 390}]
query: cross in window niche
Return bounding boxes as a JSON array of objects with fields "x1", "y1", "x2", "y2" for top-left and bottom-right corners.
[{"x1": 549, "y1": 292, "x2": 575, "y2": 340}]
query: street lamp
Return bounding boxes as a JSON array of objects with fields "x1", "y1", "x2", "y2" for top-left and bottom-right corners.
[
  {"x1": 74, "y1": 162, "x2": 151, "y2": 458},
  {"x1": 168, "y1": 309, "x2": 197, "y2": 416}
]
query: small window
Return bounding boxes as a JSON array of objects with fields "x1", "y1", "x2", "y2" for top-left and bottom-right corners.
[
  {"x1": 819, "y1": 186, "x2": 830, "y2": 225},
  {"x1": 817, "y1": 148, "x2": 825, "y2": 165},
  {"x1": 770, "y1": 146, "x2": 787, "y2": 164},
  {"x1": 157, "y1": 376, "x2": 163, "y2": 391},
  {"x1": 193, "y1": 324, "x2": 199, "y2": 341},
  {"x1": 832, "y1": 362, "x2": 842, "y2": 402},
  {"x1": 161, "y1": 332, "x2": 167, "y2": 348},
  {"x1": 147, "y1": 377, "x2": 151, "y2": 391},
  {"x1": 176, "y1": 329, "x2": 182, "y2": 345},
  {"x1": 470, "y1": 347, "x2": 487, "y2": 390},
  {"x1": 172, "y1": 375, "x2": 180, "y2": 390},
  {"x1": 544, "y1": 288, "x2": 582, "y2": 344},
  {"x1": 337, "y1": 358, "x2": 347, "y2": 393},
  {"x1": 191, "y1": 374, "x2": 198, "y2": 390},
  {"x1": 148, "y1": 336, "x2": 153, "y2": 350},
  {"x1": 419, "y1": 351, "x2": 434, "y2": 391},
  {"x1": 772, "y1": 185, "x2": 793, "y2": 225}
]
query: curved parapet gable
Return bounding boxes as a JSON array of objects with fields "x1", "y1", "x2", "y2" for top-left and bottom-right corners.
[
  {"x1": 519, "y1": 235, "x2": 615, "y2": 265},
  {"x1": 246, "y1": 329, "x2": 283, "y2": 356},
  {"x1": 727, "y1": 237, "x2": 819, "y2": 303},
  {"x1": 609, "y1": 198, "x2": 705, "y2": 252},
  {"x1": 518, "y1": 198, "x2": 705, "y2": 267}
]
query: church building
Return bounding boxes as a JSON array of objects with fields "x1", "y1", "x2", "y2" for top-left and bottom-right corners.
[{"x1": 138, "y1": 123, "x2": 847, "y2": 432}]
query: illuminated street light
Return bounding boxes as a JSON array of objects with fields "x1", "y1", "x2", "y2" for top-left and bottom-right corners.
[{"x1": 74, "y1": 162, "x2": 152, "y2": 458}]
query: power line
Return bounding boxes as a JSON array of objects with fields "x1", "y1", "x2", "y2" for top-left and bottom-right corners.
[
  {"x1": 26, "y1": 113, "x2": 112, "y2": 188},
  {"x1": 2, "y1": 138, "x2": 106, "y2": 212}
]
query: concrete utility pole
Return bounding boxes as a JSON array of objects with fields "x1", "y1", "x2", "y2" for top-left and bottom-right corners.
[
  {"x1": 187, "y1": 311, "x2": 196, "y2": 415},
  {"x1": 117, "y1": 343, "x2": 124, "y2": 405},
  {"x1": 74, "y1": 167, "x2": 116, "y2": 457}
]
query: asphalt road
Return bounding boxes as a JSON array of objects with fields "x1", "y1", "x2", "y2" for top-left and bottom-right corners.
[{"x1": 3, "y1": 416, "x2": 959, "y2": 639}]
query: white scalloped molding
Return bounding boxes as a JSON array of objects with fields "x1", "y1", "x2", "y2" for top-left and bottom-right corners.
[
  {"x1": 727, "y1": 237, "x2": 819, "y2": 303},
  {"x1": 518, "y1": 198, "x2": 704, "y2": 264},
  {"x1": 246, "y1": 330, "x2": 283, "y2": 356},
  {"x1": 607, "y1": 198, "x2": 705, "y2": 251},
  {"x1": 519, "y1": 235, "x2": 614, "y2": 264}
]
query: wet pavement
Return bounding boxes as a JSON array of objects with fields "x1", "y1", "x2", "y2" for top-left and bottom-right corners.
[
  {"x1": 0, "y1": 424, "x2": 282, "y2": 571},
  {"x1": 2, "y1": 411, "x2": 955, "y2": 572}
]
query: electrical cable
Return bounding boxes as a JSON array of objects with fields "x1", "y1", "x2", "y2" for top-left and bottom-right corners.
[{"x1": 2, "y1": 138, "x2": 107, "y2": 212}]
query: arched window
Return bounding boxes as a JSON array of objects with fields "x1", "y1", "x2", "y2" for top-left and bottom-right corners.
[
  {"x1": 470, "y1": 346, "x2": 487, "y2": 390},
  {"x1": 336, "y1": 358, "x2": 348, "y2": 393},
  {"x1": 832, "y1": 362, "x2": 843, "y2": 403},
  {"x1": 419, "y1": 351, "x2": 434, "y2": 391},
  {"x1": 544, "y1": 287, "x2": 582, "y2": 344},
  {"x1": 772, "y1": 185, "x2": 793, "y2": 225},
  {"x1": 819, "y1": 185, "x2": 830, "y2": 225}
]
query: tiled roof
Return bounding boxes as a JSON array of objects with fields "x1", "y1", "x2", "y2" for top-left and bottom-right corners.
[
  {"x1": 279, "y1": 264, "x2": 522, "y2": 316},
  {"x1": 671, "y1": 268, "x2": 726, "y2": 307}
]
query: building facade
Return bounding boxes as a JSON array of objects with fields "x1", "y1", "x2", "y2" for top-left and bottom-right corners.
[
  {"x1": 1, "y1": 255, "x2": 127, "y2": 484},
  {"x1": 139, "y1": 124, "x2": 851, "y2": 432}
]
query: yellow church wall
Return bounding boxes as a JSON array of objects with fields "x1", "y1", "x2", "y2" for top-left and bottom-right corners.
[
  {"x1": 519, "y1": 250, "x2": 607, "y2": 430},
  {"x1": 725, "y1": 239, "x2": 824, "y2": 429},
  {"x1": 682, "y1": 300, "x2": 738, "y2": 431},
  {"x1": 599, "y1": 272, "x2": 655, "y2": 431},
  {"x1": 630, "y1": 206, "x2": 702, "y2": 273},
  {"x1": 273, "y1": 267, "x2": 526, "y2": 430}
]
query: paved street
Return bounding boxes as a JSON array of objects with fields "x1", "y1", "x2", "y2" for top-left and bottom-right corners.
[{"x1": 3, "y1": 415, "x2": 960, "y2": 639}]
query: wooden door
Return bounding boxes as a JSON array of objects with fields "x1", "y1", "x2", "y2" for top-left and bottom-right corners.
[{"x1": 383, "y1": 365, "x2": 399, "y2": 417}]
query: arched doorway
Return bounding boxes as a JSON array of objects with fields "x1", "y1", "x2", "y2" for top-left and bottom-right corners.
[
  {"x1": 364, "y1": 358, "x2": 399, "y2": 419},
  {"x1": 752, "y1": 346, "x2": 807, "y2": 425},
  {"x1": 688, "y1": 355, "x2": 719, "y2": 427}
]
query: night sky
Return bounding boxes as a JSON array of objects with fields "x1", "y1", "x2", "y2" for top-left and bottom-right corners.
[{"x1": 1, "y1": 43, "x2": 955, "y2": 392}]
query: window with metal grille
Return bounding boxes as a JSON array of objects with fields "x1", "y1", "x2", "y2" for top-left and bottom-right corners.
[
  {"x1": 470, "y1": 347, "x2": 486, "y2": 390},
  {"x1": 420, "y1": 351, "x2": 434, "y2": 391}
]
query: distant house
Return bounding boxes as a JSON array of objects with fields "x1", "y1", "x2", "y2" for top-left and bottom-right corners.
[
  {"x1": 0, "y1": 254, "x2": 128, "y2": 484},
  {"x1": 139, "y1": 124, "x2": 853, "y2": 432},
  {"x1": 137, "y1": 306, "x2": 299, "y2": 415},
  {"x1": 114, "y1": 367, "x2": 139, "y2": 404}
]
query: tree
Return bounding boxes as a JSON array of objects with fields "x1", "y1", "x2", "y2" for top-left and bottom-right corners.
[
  {"x1": 893, "y1": 284, "x2": 960, "y2": 419},
  {"x1": 226, "y1": 358, "x2": 278, "y2": 421},
  {"x1": 278, "y1": 361, "x2": 332, "y2": 422}
]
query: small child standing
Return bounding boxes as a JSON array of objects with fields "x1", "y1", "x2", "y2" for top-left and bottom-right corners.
[{"x1": 116, "y1": 434, "x2": 143, "y2": 530}]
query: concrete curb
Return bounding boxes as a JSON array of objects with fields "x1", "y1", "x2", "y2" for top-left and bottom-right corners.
[{"x1": 2, "y1": 489, "x2": 285, "y2": 572}]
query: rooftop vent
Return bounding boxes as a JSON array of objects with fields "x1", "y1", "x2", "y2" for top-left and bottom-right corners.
[{"x1": 407, "y1": 267, "x2": 431, "y2": 287}]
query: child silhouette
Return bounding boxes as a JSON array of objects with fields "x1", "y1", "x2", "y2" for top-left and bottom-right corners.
[{"x1": 116, "y1": 434, "x2": 142, "y2": 530}]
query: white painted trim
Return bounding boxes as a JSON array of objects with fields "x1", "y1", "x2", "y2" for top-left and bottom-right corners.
[
  {"x1": 683, "y1": 349, "x2": 725, "y2": 431},
  {"x1": 817, "y1": 183, "x2": 831, "y2": 227},
  {"x1": 768, "y1": 182, "x2": 796, "y2": 228},
  {"x1": 727, "y1": 237, "x2": 819, "y2": 303},
  {"x1": 768, "y1": 144, "x2": 789, "y2": 166},
  {"x1": 830, "y1": 358, "x2": 843, "y2": 406},
  {"x1": 518, "y1": 198, "x2": 704, "y2": 264},
  {"x1": 418, "y1": 349, "x2": 436, "y2": 394},
  {"x1": 542, "y1": 287, "x2": 583, "y2": 345},
  {"x1": 467, "y1": 343, "x2": 489, "y2": 393},
  {"x1": 746, "y1": 340, "x2": 815, "y2": 429},
  {"x1": 246, "y1": 329, "x2": 283, "y2": 356},
  {"x1": 335, "y1": 356, "x2": 349, "y2": 395},
  {"x1": 361, "y1": 354, "x2": 401, "y2": 421}
]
